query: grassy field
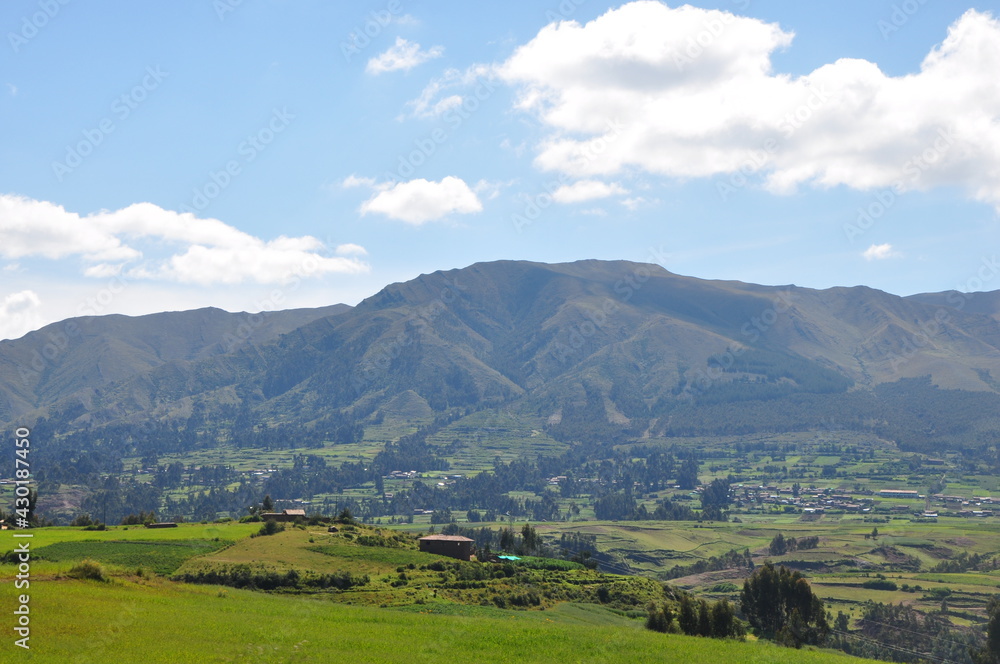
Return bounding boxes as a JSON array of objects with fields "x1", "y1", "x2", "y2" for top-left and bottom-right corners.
[{"x1": 0, "y1": 569, "x2": 881, "y2": 664}]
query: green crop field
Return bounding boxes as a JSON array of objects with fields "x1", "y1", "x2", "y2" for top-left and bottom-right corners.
[
  {"x1": 0, "y1": 574, "x2": 882, "y2": 663},
  {"x1": 31, "y1": 538, "x2": 230, "y2": 575}
]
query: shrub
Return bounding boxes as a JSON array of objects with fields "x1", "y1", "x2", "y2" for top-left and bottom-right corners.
[{"x1": 67, "y1": 559, "x2": 107, "y2": 582}]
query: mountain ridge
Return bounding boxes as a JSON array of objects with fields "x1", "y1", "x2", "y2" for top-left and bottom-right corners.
[{"x1": 2, "y1": 260, "x2": 1000, "y2": 452}]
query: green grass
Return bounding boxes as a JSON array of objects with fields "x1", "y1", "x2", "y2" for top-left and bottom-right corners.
[
  {"x1": 0, "y1": 522, "x2": 258, "y2": 551},
  {"x1": 0, "y1": 574, "x2": 880, "y2": 663},
  {"x1": 32, "y1": 539, "x2": 231, "y2": 575}
]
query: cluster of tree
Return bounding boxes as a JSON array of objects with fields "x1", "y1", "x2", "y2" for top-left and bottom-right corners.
[
  {"x1": 973, "y1": 597, "x2": 1000, "y2": 664},
  {"x1": 662, "y1": 548, "x2": 754, "y2": 580},
  {"x1": 740, "y1": 562, "x2": 828, "y2": 648},
  {"x1": 647, "y1": 376, "x2": 1000, "y2": 455},
  {"x1": 841, "y1": 600, "x2": 984, "y2": 664},
  {"x1": 173, "y1": 564, "x2": 369, "y2": 591},
  {"x1": 932, "y1": 551, "x2": 1000, "y2": 574},
  {"x1": 768, "y1": 533, "x2": 819, "y2": 556},
  {"x1": 646, "y1": 595, "x2": 744, "y2": 640},
  {"x1": 120, "y1": 511, "x2": 158, "y2": 525}
]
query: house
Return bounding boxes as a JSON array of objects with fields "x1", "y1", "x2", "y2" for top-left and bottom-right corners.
[
  {"x1": 418, "y1": 535, "x2": 474, "y2": 561},
  {"x1": 261, "y1": 509, "x2": 307, "y2": 523},
  {"x1": 877, "y1": 489, "x2": 921, "y2": 499}
]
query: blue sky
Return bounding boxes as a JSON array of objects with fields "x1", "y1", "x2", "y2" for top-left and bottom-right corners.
[{"x1": 2, "y1": 0, "x2": 999, "y2": 339}]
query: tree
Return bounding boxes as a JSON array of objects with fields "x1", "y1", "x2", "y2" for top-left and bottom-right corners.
[
  {"x1": 262, "y1": 494, "x2": 275, "y2": 513},
  {"x1": 677, "y1": 455, "x2": 700, "y2": 490},
  {"x1": 700, "y1": 477, "x2": 732, "y2": 521},
  {"x1": 710, "y1": 599, "x2": 742, "y2": 639},
  {"x1": 769, "y1": 532, "x2": 788, "y2": 556},
  {"x1": 741, "y1": 561, "x2": 828, "y2": 648},
  {"x1": 697, "y1": 600, "x2": 712, "y2": 637},
  {"x1": 973, "y1": 597, "x2": 1000, "y2": 664},
  {"x1": 521, "y1": 523, "x2": 540, "y2": 554},
  {"x1": 678, "y1": 595, "x2": 698, "y2": 636},
  {"x1": 646, "y1": 602, "x2": 675, "y2": 633}
]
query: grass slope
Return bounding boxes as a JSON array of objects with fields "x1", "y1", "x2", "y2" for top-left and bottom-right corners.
[{"x1": 0, "y1": 574, "x2": 878, "y2": 664}]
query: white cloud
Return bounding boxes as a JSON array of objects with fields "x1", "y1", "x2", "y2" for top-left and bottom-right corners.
[
  {"x1": 0, "y1": 195, "x2": 369, "y2": 285},
  {"x1": 335, "y1": 243, "x2": 368, "y2": 256},
  {"x1": 6, "y1": 83, "x2": 16, "y2": 97},
  {"x1": 406, "y1": 64, "x2": 495, "y2": 117},
  {"x1": 0, "y1": 290, "x2": 42, "y2": 341},
  {"x1": 341, "y1": 174, "x2": 377, "y2": 189},
  {"x1": 366, "y1": 37, "x2": 444, "y2": 74},
  {"x1": 497, "y1": 3, "x2": 1000, "y2": 208},
  {"x1": 862, "y1": 243, "x2": 898, "y2": 261},
  {"x1": 621, "y1": 196, "x2": 649, "y2": 210},
  {"x1": 552, "y1": 180, "x2": 628, "y2": 204},
  {"x1": 359, "y1": 176, "x2": 482, "y2": 225}
]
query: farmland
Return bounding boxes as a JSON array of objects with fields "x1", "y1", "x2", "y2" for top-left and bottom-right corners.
[{"x1": 0, "y1": 522, "x2": 885, "y2": 664}]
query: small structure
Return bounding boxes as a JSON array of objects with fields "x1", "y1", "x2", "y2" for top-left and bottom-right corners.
[
  {"x1": 878, "y1": 490, "x2": 921, "y2": 499},
  {"x1": 261, "y1": 509, "x2": 307, "y2": 523},
  {"x1": 144, "y1": 522, "x2": 178, "y2": 529},
  {"x1": 327, "y1": 526, "x2": 339, "y2": 533},
  {"x1": 418, "y1": 535, "x2": 474, "y2": 561}
]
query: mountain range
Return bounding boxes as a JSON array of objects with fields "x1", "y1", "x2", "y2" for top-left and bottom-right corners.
[{"x1": 3, "y1": 260, "x2": 1000, "y2": 452}]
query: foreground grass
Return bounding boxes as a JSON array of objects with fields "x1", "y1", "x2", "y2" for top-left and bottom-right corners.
[{"x1": 0, "y1": 575, "x2": 879, "y2": 664}]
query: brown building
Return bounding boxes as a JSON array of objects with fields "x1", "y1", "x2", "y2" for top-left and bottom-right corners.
[
  {"x1": 261, "y1": 509, "x2": 307, "y2": 523},
  {"x1": 418, "y1": 535, "x2": 474, "y2": 561}
]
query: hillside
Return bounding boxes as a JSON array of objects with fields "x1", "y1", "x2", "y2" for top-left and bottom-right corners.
[
  {"x1": 0, "y1": 521, "x2": 885, "y2": 664},
  {"x1": 3, "y1": 260, "x2": 1000, "y2": 457}
]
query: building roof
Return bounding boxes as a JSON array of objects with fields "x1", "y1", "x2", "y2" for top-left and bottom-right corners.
[
  {"x1": 283, "y1": 509, "x2": 306, "y2": 516},
  {"x1": 419, "y1": 535, "x2": 474, "y2": 542}
]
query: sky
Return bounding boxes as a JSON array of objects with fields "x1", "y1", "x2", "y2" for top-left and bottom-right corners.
[{"x1": 2, "y1": 0, "x2": 1000, "y2": 340}]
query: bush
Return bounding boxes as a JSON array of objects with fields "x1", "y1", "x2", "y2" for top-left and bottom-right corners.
[
  {"x1": 254, "y1": 520, "x2": 285, "y2": 537},
  {"x1": 862, "y1": 579, "x2": 898, "y2": 591},
  {"x1": 67, "y1": 559, "x2": 107, "y2": 582}
]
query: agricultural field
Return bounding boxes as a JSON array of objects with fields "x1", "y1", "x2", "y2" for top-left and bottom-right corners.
[{"x1": 0, "y1": 521, "x2": 883, "y2": 664}]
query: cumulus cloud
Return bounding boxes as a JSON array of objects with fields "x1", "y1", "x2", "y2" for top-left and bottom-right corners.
[
  {"x1": 0, "y1": 195, "x2": 369, "y2": 285},
  {"x1": 406, "y1": 64, "x2": 495, "y2": 117},
  {"x1": 552, "y1": 180, "x2": 628, "y2": 204},
  {"x1": 862, "y1": 243, "x2": 898, "y2": 261},
  {"x1": 335, "y1": 243, "x2": 368, "y2": 256},
  {"x1": 0, "y1": 290, "x2": 42, "y2": 341},
  {"x1": 359, "y1": 176, "x2": 483, "y2": 225},
  {"x1": 341, "y1": 174, "x2": 377, "y2": 189},
  {"x1": 366, "y1": 37, "x2": 443, "y2": 74},
  {"x1": 495, "y1": 2, "x2": 1000, "y2": 207}
]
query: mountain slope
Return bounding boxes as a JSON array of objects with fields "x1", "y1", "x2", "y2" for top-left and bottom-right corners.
[
  {"x1": 0, "y1": 304, "x2": 350, "y2": 424},
  {"x1": 2, "y1": 260, "x2": 1000, "y2": 452}
]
